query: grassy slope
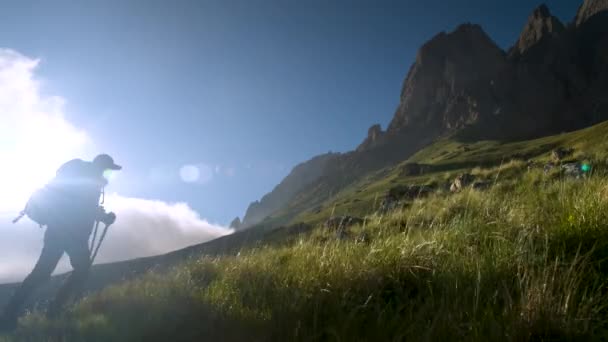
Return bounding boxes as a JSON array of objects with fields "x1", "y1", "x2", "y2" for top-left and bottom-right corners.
[
  {"x1": 4, "y1": 121, "x2": 608, "y2": 341},
  {"x1": 290, "y1": 121, "x2": 608, "y2": 225}
]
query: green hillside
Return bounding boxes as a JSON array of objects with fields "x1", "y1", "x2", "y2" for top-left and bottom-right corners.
[
  {"x1": 283, "y1": 121, "x2": 608, "y2": 226},
  {"x1": 4, "y1": 121, "x2": 608, "y2": 341}
]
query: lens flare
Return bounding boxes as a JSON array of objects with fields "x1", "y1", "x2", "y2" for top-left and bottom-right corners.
[
  {"x1": 180, "y1": 165, "x2": 200, "y2": 183},
  {"x1": 103, "y1": 169, "x2": 116, "y2": 180}
]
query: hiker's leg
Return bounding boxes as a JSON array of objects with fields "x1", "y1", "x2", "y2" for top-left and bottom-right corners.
[
  {"x1": 1, "y1": 231, "x2": 63, "y2": 321},
  {"x1": 47, "y1": 240, "x2": 91, "y2": 316}
]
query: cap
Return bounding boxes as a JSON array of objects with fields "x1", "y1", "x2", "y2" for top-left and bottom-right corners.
[{"x1": 93, "y1": 154, "x2": 122, "y2": 170}]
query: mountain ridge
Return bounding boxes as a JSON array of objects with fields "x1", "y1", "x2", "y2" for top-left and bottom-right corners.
[{"x1": 239, "y1": 1, "x2": 608, "y2": 228}]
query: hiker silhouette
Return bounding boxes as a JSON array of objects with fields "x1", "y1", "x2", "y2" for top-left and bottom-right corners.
[{"x1": 0, "y1": 154, "x2": 121, "y2": 331}]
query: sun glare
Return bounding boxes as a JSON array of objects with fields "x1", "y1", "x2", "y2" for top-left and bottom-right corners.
[
  {"x1": 0, "y1": 114, "x2": 87, "y2": 213},
  {"x1": 0, "y1": 50, "x2": 90, "y2": 213},
  {"x1": 0, "y1": 119, "x2": 87, "y2": 211}
]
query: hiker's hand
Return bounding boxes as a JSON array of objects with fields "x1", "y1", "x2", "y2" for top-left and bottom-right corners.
[{"x1": 103, "y1": 212, "x2": 116, "y2": 225}]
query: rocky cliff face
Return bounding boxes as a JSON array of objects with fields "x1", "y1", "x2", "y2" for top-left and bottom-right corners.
[
  {"x1": 504, "y1": 2, "x2": 608, "y2": 134},
  {"x1": 388, "y1": 2, "x2": 608, "y2": 140},
  {"x1": 387, "y1": 24, "x2": 507, "y2": 134},
  {"x1": 575, "y1": 0, "x2": 608, "y2": 26},
  {"x1": 237, "y1": 1, "x2": 608, "y2": 230}
]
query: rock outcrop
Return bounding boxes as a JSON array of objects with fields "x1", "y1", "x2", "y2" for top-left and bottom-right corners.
[
  {"x1": 357, "y1": 124, "x2": 385, "y2": 151},
  {"x1": 575, "y1": 0, "x2": 608, "y2": 26},
  {"x1": 509, "y1": 5, "x2": 565, "y2": 57},
  {"x1": 229, "y1": 217, "x2": 242, "y2": 230}
]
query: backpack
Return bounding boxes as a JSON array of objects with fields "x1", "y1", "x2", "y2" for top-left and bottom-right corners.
[
  {"x1": 13, "y1": 187, "x2": 56, "y2": 226},
  {"x1": 13, "y1": 159, "x2": 107, "y2": 226}
]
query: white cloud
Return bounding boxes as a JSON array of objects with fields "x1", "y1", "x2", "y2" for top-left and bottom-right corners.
[
  {"x1": 96, "y1": 194, "x2": 231, "y2": 264},
  {"x1": 0, "y1": 49, "x2": 89, "y2": 209},
  {"x1": 0, "y1": 49, "x2": 232, "y2": 283}
]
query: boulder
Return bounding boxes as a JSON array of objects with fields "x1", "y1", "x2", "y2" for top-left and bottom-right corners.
[{"x1": 561, "y1": 163, "x2": 584, "y2": 179}]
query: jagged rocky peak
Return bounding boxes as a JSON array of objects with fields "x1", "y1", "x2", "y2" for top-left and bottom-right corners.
[
  {"x1": 229, "y1": 217, "x2": 242, "y2": 230},
  {"x1": 416, "y1": 24, "x2": 501, "y2": 60},
  {"x1": 388, "y1": 23, "x2": 506, "y2": 133},
  {"x1": 357, "y1": 124, "x2": 384, "y2": 151},
  {"x1": 367, "y1": 124, "x2": 383, "y2": 140},
  {"x1": 511, "y1": 4, "x2": 565, "y2": 57},
  {"x1": 575, "y1": 0, "x2": 608, "y2": 26}
]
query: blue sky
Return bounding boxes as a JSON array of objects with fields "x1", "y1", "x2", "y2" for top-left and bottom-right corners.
[{"x1": 0, "y1": 0, "x2": 581, "y2": 224}]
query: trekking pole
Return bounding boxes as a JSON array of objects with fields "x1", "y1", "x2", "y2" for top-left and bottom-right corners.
[
  {"x1": 90, "y1": 187, "x2": 106, "y2": 263},
  {"x1": 90, "y1": 222, "x2": 112, "y2": 265},
  {"x1": 89, "y1": 205, "x2": 106, "y2": 253},
  {"x1": 90, "y1": 220, "x2": 100, "y2": 253}
]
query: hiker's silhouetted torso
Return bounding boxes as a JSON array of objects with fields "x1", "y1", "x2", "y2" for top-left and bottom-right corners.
[{"x1": 46, "y1": 159, "x2": 106, "y2": 240}]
